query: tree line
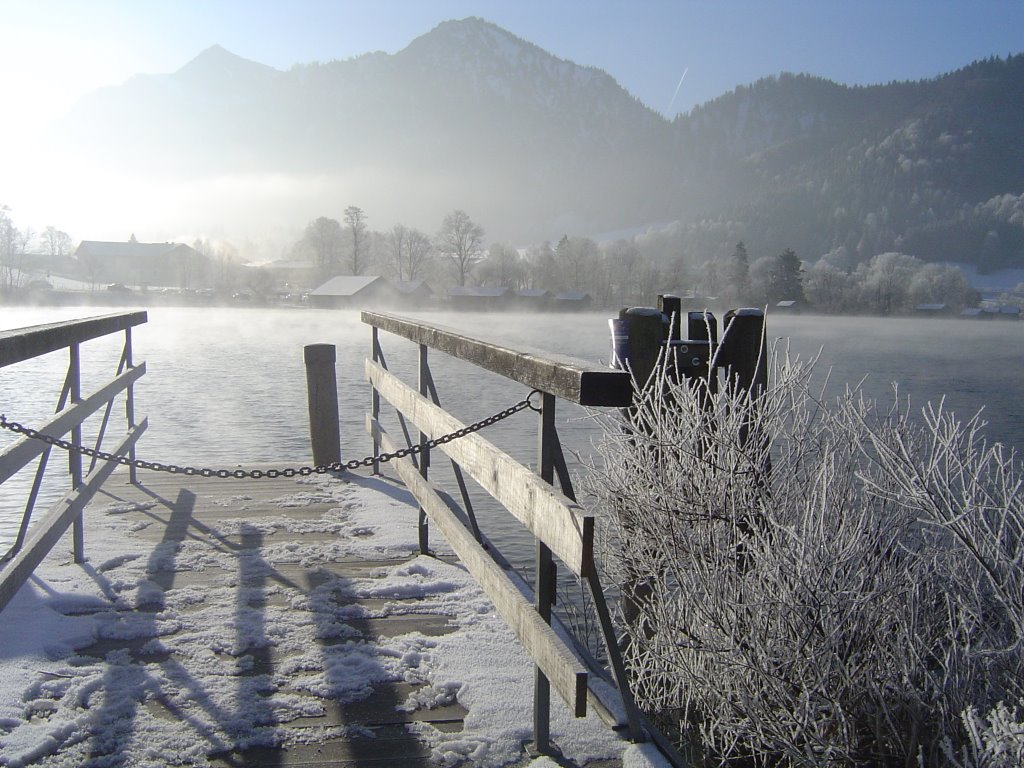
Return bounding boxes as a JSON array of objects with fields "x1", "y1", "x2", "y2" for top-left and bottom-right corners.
[{"x1": 1, "y1": 200, "x2": 988, "y2": 314}]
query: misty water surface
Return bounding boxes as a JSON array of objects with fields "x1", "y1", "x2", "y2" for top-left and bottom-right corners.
[{"x1": 1, "y1": 306, "x2": 1022, "y2": 568}]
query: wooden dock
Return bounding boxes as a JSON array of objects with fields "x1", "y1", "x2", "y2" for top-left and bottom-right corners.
[
  {"x1": 5, "y1": 467, "x2": 624, "y2": 767},
  {"x1": 79, "y1": 468, "x2": 464, "y2": 766}
]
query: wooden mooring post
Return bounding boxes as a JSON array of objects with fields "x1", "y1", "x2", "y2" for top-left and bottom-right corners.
[
  {"x1": 304, "y1": 343, "x2": 341, "y2": 467},
  {"x1": 611, "y1": 299, "x2": 767, "y2": 629}
]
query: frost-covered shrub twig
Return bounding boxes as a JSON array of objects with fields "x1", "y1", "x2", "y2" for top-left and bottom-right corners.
[{"x1": 583, "y1": 343, "x2": 1024, "y2": 766}]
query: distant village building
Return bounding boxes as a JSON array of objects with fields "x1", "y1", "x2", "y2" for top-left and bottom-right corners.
[
  {"x1": 260, "y1": 258, "x2": 318, "y2": 291},
  {"x1": 393, "y1": 280, "x2": 435, "y2": 308},
  {"x1": 552, "y1": 290, "x2": 592, "y2": 311},
  {"x1": 308, "y1": 275, "x2": 401, "y2": 308},
  {"x1": 516, "y1": 288, "x2": 550, "y2": 310},
  {"x1": 73, "y1": 240, "x2": 205, "y2": 288},
  {"x1": 775, "y1": 299, "x2": 802, "y2": 313},
  {"x1": 447, "y1": 286, "x2": 511, "y2": 311},
  {"x1": 74, "y1": 240, "x2": 205, "y2": 289},
  {"x1": 913, "y1": 303, "x2": 950, "y2": 316},
  {"x1": 959, "y1": 307, "x2": 987, "y2": 320}
]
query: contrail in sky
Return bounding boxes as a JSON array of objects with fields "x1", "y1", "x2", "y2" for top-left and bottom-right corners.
[{"x1": 667, "y1": 67, "x2": 689, "y2": 115}]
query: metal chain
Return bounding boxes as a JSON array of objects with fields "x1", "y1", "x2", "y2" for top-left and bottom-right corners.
[{"x1": 0, "y1": 390, "x2": 543, "y2": 480}]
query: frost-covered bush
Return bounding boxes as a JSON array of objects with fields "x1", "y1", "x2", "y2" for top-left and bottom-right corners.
[{"x1": 584, "y1": 346, "x2": 1024, "y2": 766}]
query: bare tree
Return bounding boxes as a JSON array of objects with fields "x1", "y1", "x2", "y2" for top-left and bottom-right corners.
[
  {"x1": 344, "y1": 205, "x2": 368, "y2": 275},
  {"x1": 437, "y1": 209, "x2": 484, "y2": 287},
  {"x1": 0, "y1": 205, "x2": 29, "y2": 290},
  {"x1": 478, "y1": 242, "x2": 524, "y2": 288},
  {"x1": 42, "y1": 225, "x2": 73, "y2": 259},
  {"x1": 386, "y1": 224, "x2": 433, "y2": 281},
  {"x1": 301, "y1": 216, "x2": 344, "y2": 281}
]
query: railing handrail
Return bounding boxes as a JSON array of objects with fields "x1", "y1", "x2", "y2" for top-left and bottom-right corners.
[
  {"x1": 0, "y1": 311, "x2": 148, "y2": 369},
  {"x1": 361, "y1": 311, "x2": 632, "y2": 406},
  {"x1": 0, "y1": 311, "x2": 148, "y2": 613},
  {"x1": 362, "y1": 311, "x2": 651, "y2": 756}
]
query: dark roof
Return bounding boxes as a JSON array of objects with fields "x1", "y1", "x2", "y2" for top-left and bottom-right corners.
[
  {"x1": 393, "y1": 280, "x2": 433, "y2": 295},
  {"x1": 554, "y1": 291, "x2": 591, "y2": 301},
  {"x1": 448, "y1": 286, "x2": 510, "y2": 298},
  {"x1": 310, "y1": 275, "x2": 384, "y2": 297},
  {"x1": 915, "y1": 303, "x2": 948, "y2": 311},
  {"x1": 75, "y1": 240, "x2": 190, "y2": 260}
]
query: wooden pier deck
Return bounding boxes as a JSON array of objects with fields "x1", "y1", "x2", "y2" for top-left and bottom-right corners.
[{"x1": 1, "y1": 467, "x2": 627, "y2": 767}]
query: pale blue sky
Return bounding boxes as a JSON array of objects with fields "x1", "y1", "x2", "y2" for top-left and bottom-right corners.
[{"x1": 3, "y1": 0, "x2": 1023, "y2": 126}]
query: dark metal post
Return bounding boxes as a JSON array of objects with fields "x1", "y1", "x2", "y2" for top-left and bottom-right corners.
[
  {"x1": 533, "y1": 390, "x2": 557, "y2": 754},
  {"x1": 620, "y1": 307, "x2": 665, "y2": 392},
  {"x1": 69, "y1": 343, "x2": 84, "y2": 563},
  {"x1": 417, "y1": 343, "x2": 430, "y2": 555},
  {"x1": 304, "y1": 344, "x2": 341, "y2": 468}
]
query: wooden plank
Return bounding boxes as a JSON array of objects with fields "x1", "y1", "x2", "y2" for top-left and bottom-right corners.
[
  {"x1": 362, "y1": 311, "x2": 631, "y2": 407},
  {"x1": 0, "y1": 419, "x2": 147, "y2": 612},
  {"x1": 0, "y1": 363, "x2": 146, "y2": 484},
  {"x1": 0, "y1": 311, "x2": 147, "y2": 368},
  {"x1": 366, "y1": 360, "x2": 593, "y2": 578},
  {"x1": 368, "y1": 415, "x2": 588, "y2": 717}
]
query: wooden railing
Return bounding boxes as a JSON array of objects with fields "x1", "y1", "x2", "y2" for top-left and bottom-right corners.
[
  {"x1": 361, "y1": 311, "x2": 647, "y2": 755},
  {"x1": 0, "y1": 311, "x2": 148, "y2": 612}
]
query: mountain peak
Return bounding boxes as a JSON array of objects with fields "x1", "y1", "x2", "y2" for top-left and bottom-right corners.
[{"x1": 176, "y1": 45, "x2": 279, "y2": 83}]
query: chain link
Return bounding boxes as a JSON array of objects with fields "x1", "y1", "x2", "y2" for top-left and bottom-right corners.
[{"x1": 0, "y1": 390, "x2": 544, "y2": 480}]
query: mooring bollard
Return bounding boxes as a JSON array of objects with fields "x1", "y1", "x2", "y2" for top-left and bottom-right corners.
[{"x1": 304, "y1": 343, "x2": 341, "y2": 467}]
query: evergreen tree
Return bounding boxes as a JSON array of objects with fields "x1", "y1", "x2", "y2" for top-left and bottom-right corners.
[
  {"x1": 727, "y1": 241, "x2": 752, "y2": 305},
  {"x1": 775, "y1": 248, "x2": 805, "y2": 302}
]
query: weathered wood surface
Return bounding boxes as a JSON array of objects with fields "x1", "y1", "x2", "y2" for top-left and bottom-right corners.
[
  {"x1": 362, "y1": 311, "x2": 632, "y2": 407},
  {"x1": 41, "y1": 468, "x2": 475, "y2": 767},
  {"x1": 367, "y1": 359, "x2": 594, "y2": 577},
  {"x1": 0, "y1": 311, "x2": 147, "y2": 368},
  {"x1": 369, "y1": 415, "x2": 589, "y2": 717}
]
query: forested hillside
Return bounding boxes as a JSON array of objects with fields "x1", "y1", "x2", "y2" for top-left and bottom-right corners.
[{"x1": 668, "y1": 55, "x2": 1024, "y2": 271}]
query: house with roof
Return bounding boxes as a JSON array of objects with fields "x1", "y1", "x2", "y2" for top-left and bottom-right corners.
[
  {"x1": 259, "y1": 258, "x2": 318, "y2": 292},
  {"x1": 74, "y1": 240, "x2": 205, "y2": 289},
  {"x1": 447, "y1": 286, "x2": 511, "y2": 310},
  {"x1": 914, "y1": 303, "x2": 951, "y2": 316},
  {"x1": 515, "y1": 288, "x2": 551, "y2": 311},
  {"x1": 552, "y1": 290, "x2": 593, "y2": 311},
  {"x1": 308, "y1": 275, "x2": 402, "y2": 308},
  {"x1": 393, "y1": 280, "x2": 435, "y2": 308}
]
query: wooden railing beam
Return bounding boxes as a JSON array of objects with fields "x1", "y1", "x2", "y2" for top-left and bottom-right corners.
[
  {"x1": 0, "y1": 311, "x2": 147, "y2": 369},
  {"x1": 362, "y1": 311, "x2": 631, "y2": 407}
]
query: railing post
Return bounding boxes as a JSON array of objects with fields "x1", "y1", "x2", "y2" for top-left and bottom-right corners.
[
  {"x1": 304, "y1": 344, "x2": 341, "y2": 468},
  {"x1": 533, "y1": 390, "x2": 557, "y2": 754},
  {"x1": 69, "y1": 343, "x2": 84, "y2": 563},
  {"x1": 371, "y1": 327, "x2": 381, "y2": 475},
  {"x1": 125, "y1": 326, "x2": 138, "y2": 484},
  {"x1": 417, "y1": 343, "x2": 430, "y2": 555}
]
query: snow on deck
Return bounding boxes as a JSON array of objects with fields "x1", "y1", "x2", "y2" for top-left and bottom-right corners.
[{"x1": 0, "y1": 469, "x2": 661, "y2": 767}]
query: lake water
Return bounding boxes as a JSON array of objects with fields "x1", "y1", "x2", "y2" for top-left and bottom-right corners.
[{"x1": 2, "y1": 305, "x2": 1022, "y2": 580}]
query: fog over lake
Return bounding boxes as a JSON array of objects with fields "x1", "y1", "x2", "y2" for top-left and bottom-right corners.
[{"x1": 1, "y1": 306, "x2": 1021, "y2": 562}]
